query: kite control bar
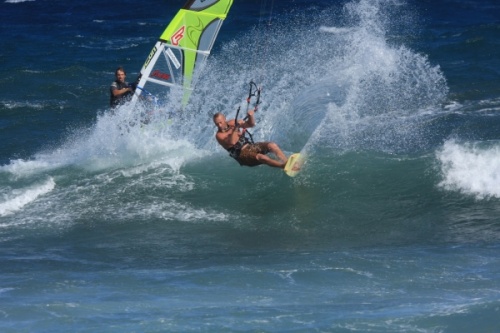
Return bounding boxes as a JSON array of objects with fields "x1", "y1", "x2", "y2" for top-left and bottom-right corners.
[
  {"x1": 235, "y1": 81, "x2": 262, "y2": 125},
  {"x1": 234, "y1": 81, "x2": 262, "y2": 144},
  {"x1": 245, "y1": 80, "x2": 261, "y2": 115}
]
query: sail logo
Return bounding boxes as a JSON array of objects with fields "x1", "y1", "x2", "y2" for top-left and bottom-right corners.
[
  {"x1": 144, "y1": 46, "x2": 157, "y2": 68},
  {"x1": 171, "y1": 26, "x2": 185, "y2": 46},
  {"x1": 151, "y1": 70, "x2": 170, "y2": 81}
]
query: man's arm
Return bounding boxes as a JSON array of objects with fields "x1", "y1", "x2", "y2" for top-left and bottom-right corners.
[
  {"x1": 111, "y1": 86, "x2": 132, "y2": 97},
  {"x1": 241, "y1": 109, "x2": 256, "y2": 129}
]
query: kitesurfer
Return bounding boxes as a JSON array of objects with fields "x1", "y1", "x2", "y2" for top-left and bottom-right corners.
[
  {"x1": 110, "y1": 67, "x2": 135, "y2": 108},
  {"x1": 213, "y1": 109, "x2": 288, "y2": 168}
]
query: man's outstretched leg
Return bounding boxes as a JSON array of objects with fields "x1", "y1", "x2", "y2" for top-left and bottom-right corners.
[
  {"x1": 256, "y1": 142, "x2": 288, "y2": 169},
  {"x1": 267, "y1": 142, "x2": 288, "y2": 165},
  {"x1": 256, "y1": 153, "x2": 286, "y2": 168}
]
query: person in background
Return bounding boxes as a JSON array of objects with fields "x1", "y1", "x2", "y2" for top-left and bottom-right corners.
[
  {"x1": 213, "y1": 109, "x2": 289, "y2": 168},
  {"x1": 110, "y1": 67, "x2": 135, "y2": 108}
]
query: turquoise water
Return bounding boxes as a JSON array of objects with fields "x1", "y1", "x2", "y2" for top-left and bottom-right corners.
[{"x1": 1, "y1": 0, "x2": 500, "y2": 331}]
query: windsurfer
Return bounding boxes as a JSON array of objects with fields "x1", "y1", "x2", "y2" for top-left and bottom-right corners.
[
  {"x1": 110, "y1": 67, "x2": 135, "y2": 108},
  {"x1": 214, "y1": 110, "x2": 288, "y2": 168}
]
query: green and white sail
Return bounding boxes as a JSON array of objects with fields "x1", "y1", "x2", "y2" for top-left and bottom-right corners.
[{"x1": 131, "y1": 0, "x2": 233, "y2": 106}]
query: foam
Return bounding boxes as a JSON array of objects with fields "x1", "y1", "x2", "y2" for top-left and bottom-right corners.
[
  {"x1": 437, "y1": 140, "x2": 500, "y2": 199},
  {"x1": 1, "y1": 100, "x2": 44, "y2": 110},
  {"x1": 319, "y1": 26, "x2": 353, "y2": 34},
  {"x1": 5, "y1": 0, "x2": 35, "y2": 3},
  {"x1": 0, "y1": 178, "x2": 55, "y2": 217},
  {"x1": 1, "y1": 103, "x2": 210, "y2": 178}
]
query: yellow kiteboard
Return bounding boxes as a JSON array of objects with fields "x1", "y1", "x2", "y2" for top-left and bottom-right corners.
[{"x1": 284, "y1": 153, "x2": 304, "y2": 177}]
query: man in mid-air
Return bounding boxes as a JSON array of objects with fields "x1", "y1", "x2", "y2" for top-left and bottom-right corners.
[{"x1": 213, "y1": 109, "x2": 288, "y2": 168}]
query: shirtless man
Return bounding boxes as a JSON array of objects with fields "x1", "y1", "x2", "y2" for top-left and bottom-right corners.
[{"x1": 213, "y1": 110, "x2": 288, "y2": 168}]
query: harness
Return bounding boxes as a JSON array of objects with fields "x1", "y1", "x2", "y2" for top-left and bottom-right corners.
[{"x1": 226, "y1": 133, "x2": 251, "y2": 160}]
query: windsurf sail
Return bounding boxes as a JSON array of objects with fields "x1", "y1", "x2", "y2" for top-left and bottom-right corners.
[{"x1": 131, "y1": 0, "x2": 234, "y2": 107}]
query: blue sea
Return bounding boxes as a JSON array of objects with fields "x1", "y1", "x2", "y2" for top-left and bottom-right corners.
[{"x1": 1, "y1": 0, "x2": 500, "y2": 331}]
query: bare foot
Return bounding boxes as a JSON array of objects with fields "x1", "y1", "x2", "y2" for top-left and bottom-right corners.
[{"x1": 291, "y1": 162, "x2": 301, "y2": 171}]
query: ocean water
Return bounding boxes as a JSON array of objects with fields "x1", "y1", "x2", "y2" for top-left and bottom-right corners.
[{"x1": 1, "y1": 0, "x2": 500, "y2": 332}]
